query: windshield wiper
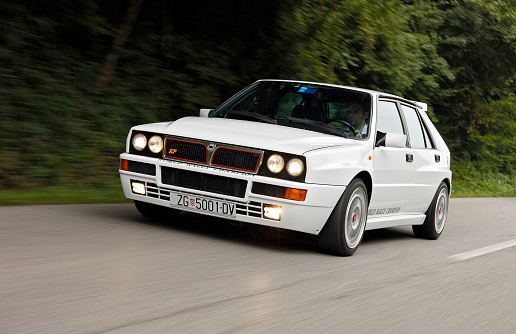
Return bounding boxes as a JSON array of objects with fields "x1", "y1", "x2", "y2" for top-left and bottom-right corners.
[
  {"x1": 223, "y1": 110, "x2": 276, "y2": 124},
  {"x1": 284, "y1": 117, "x2": 349, "y2": 138}
]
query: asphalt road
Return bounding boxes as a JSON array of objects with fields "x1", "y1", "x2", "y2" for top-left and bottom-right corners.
[{"x1": 1, "y1": 198, "x2": 515, "y2": 334}]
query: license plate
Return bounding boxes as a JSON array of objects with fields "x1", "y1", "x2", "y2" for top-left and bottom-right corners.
[{"x1": 170, "y1": 191, "x2": 237, "y2": 219}]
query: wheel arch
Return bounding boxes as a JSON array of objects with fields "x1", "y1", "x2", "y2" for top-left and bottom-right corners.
[
  {"x1": 354, "y1": 171, "x2": 372, "y2": 204},
  {"x1": 443, "y1": 177, "x2": 452, "y2": 195}
]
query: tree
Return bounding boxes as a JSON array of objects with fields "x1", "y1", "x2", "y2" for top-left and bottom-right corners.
[
  {"x1": 275, "y1": 0, "x2": 453, "y2": 99},
  {"x1": 96, "y1": 0, "x2": 144, "y2": 90},
  {"x1": 431, "y1": 0, "x2": 516, "y2": 158}
]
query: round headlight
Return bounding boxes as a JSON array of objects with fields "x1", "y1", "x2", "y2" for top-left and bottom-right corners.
[
  {"x1": 286, "y1": 158, "x2": 304, "y2": 177},
  {"x1": 267, "y1": 154, "x2": 284, "y2": 173},
  {"x1": 148, "y1": 135, "x2": 163, "y2": 153},
  {"x1": 132, "y1": 133, "x2": 147, "y2": 151}
]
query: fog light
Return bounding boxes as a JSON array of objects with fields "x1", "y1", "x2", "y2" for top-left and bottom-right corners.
[
  {"x1": 263, "y1": 204, "x2": 282, "y2": 221},
  {"x1": 131, "y1": 181, "x2": 146, "y2": 195}
]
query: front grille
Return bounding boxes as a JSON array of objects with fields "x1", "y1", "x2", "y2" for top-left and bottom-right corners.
[
  {"x1": 162, "y1": 166, "x2": 247, "y2": 198},
  {"x1": 236, "y1": 201, "x2": 263, "y2": 218},
  {"x1": 162, "y1": 136, "x2": 263, "y2": 174},
  {"x1": 211, "y1": 147, "x2": 261, "y2": 172},
  {"x1": 145, "y1": 182, "x2": 171, "y2": 201},
  {"x1": 164, "y1": 138, "x2": 207, "y2": 163}
]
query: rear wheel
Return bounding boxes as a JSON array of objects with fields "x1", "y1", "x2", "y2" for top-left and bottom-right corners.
[
  {"x1": 317, "y1": 179, "x2": 368, "y2": 256},
  {"x1": 134, "y1": 200, "x2": 180, "y2": 220},
  {"x1": 412, "y1": 182, "x2": 449, "y2": 239}
]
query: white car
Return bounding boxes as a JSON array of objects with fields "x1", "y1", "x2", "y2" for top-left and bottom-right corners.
[{"x1": 119, "y1": 80, "x2": 451, "y2": 256}]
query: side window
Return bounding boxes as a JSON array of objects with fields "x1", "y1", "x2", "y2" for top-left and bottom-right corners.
[
  {"x1": 401, "y1": 105, "x2": 425, "y2": 149},
  {"x1": 377, "y1": 101, "x2": 404, "y2": 135}
]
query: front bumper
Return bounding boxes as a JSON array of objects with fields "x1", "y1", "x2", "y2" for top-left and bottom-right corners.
[{"x1": 119, "y1": 153, "x2": 345, "y2": 235}]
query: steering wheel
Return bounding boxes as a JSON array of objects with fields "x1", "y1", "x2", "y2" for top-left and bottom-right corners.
[{"x1": 327, "y1": 119, "x2": 356, "y2": 133}]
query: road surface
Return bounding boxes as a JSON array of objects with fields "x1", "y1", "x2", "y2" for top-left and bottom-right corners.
[{"x1": 1, "y1": 198, "x2": 515, "y2": 333}]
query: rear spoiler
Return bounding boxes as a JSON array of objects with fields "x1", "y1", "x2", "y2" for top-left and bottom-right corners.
[{"x1": 412, "y1": 101, "x2": 428, "y2": 112}]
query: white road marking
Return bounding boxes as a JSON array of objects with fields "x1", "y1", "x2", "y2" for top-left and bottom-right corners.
[{"x1": 448, "y1": 239, "x2": 516, "y2": 261}]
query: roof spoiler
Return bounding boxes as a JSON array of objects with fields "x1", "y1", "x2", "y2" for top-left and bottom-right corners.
[{"x1": 412, "y1": 101, "x2": 428, "y2": 112}]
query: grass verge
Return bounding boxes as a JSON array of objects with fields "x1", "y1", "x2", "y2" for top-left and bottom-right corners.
[
  {"x1": 0, "y1": 184, "x2": 130, "y2": 205},
  {"x1": 451, "y1": 164, "x2": 516, "y2": 198},
  {"x1": 451, "y1": 177, "x2": 516, "y2": 198}
]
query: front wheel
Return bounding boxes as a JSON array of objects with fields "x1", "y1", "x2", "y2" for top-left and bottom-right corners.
[
  {"x1": 317, "y1": 179, "x2": 368, "y2": 256},
  {"x1": 412, "y1": 182, "x2": 449, "y2": 239}
]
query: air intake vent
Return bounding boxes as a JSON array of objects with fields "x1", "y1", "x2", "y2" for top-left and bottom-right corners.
[
  {"x1": 162, "y1": 166, "x2": 247, "y2": 198},
  {"x1": 128, "y1": 161, "x2": 156, "y2": 176}
]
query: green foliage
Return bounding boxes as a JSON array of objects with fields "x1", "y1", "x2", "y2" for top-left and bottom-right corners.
[
  {"x1": 431, "y1": 0, "x2": 516, "y2": 158},
  {"x1": 452, "y1": 160, "x2": 516, "y2": 197},
  {"x1": 482, "y1": 96, "x2": 516, "y2": 174},
  {"x1": 0, "y1": 183, "x2": 129, "y2": 205},
  {"x1": 275, "y1": 0, "x2": 454, "y2": 98},
  {"x1": 0, "y1": 0, "x2": 514, "y2": 200}
]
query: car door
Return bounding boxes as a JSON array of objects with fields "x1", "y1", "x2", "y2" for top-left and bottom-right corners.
[
  {"x1": 369, "y1": 100, "x2": 414, "y2": 216},
  {"x1": 400, "y1": 104, "x2": 444, "y2": 213}
]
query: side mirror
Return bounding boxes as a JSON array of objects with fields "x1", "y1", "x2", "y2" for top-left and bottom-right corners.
[
  {"x1": 375, "y1": 131, "x2": 407, "y2": 148},
  {"x1": 199, "y1": 108, "x2": 214, "y2": 117}
]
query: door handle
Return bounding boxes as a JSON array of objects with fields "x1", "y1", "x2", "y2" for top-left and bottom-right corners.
[{"x1": 406, "y1": 154, "x2": 413, "y2": 162}]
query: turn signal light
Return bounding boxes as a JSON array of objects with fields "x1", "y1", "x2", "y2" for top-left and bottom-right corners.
[
  {"x1": 284, "y1": 188, "x2": 307, "y2": 201},
  {"x1": 120, "y1": 159, "x2": 129, "y2": 171}
]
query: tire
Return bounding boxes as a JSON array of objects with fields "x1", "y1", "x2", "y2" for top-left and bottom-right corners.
[
  {"x1": 412, "y1": 182, "x2": 449, "y2": 240},
  {"x1": 134, "y1": 200, "x2": 180, "y2": 220},
  {"x1": 317, "y1": 178, "x2": 368, "y2": 256}
]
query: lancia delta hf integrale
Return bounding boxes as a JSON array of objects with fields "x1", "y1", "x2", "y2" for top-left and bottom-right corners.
[{"x1": 119, "y1": 80, "x2": 451, "y2": 256}]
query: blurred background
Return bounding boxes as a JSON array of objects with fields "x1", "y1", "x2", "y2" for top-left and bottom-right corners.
[{"x1": 0, "y1": 0, "x2": 515, "y2": 204}]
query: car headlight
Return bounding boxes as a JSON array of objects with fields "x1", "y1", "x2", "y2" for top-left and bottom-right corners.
[
  {"x1": 286, "y1": 158, "x2": 304, "y2": 177},
  {"x1": 267, "y1": 154, "x2": 284, "y2": 173},
  {"x1": 148, "y1": 135, "x2": 163, "y2": 153},
  {"x1": 132, "y1": 133, "x2": 147, "y2": 151}
]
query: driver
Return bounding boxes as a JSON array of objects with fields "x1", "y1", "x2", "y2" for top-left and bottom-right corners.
[{"x1": 346, "y1": 103, "x2": 368, "y2": 138}]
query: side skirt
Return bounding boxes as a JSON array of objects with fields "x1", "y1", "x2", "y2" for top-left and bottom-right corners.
[{"x1": 366, "y1": 214, "x2": 426, "y2": 231}]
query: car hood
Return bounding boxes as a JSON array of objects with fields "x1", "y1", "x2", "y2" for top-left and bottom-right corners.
[{"x1": 133, "y1": 116, "x2": 354, "y2": 155}]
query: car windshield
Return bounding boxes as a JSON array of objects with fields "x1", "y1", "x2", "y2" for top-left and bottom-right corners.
[{"x1": 211, "y1": 81, "x2": 372, "y2": 139}]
